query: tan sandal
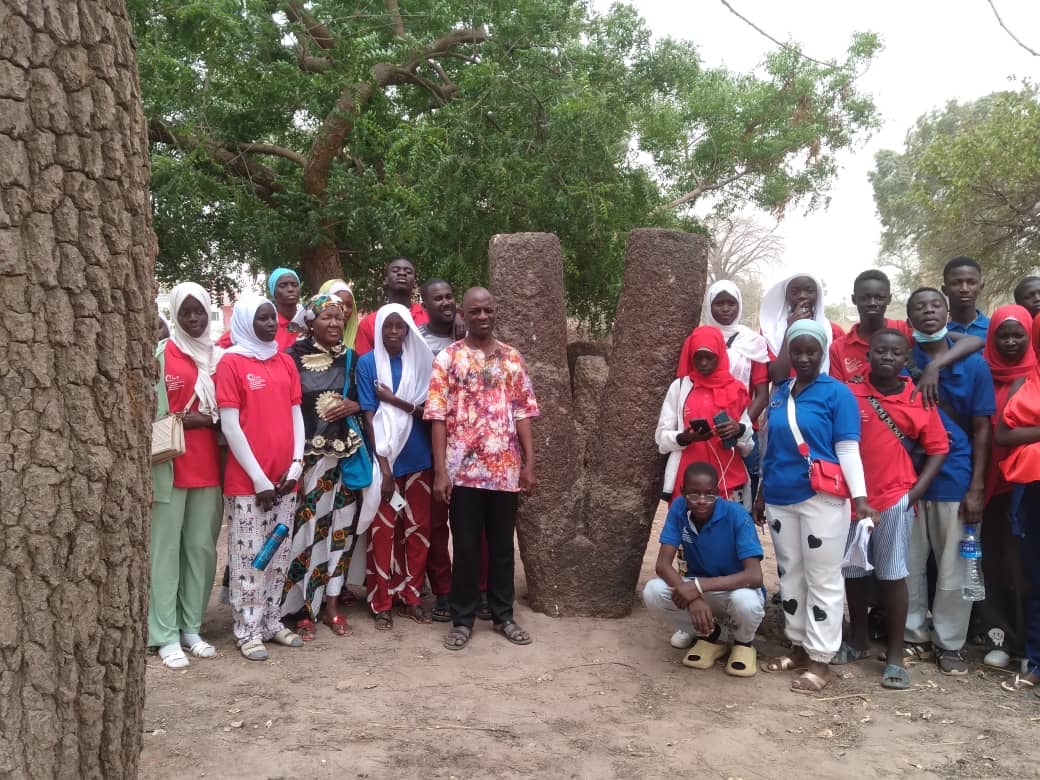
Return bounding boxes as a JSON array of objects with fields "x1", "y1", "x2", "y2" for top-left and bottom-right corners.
[
  {"x1": 725, "y1": 644, "x2": 757, "y2": 677},
  {"x1": 791, "y1": 670, "x2": 831, "y2": 694},
  {"x1": 1000, "y1": 674, "x2": 1037, "y2": 692},
  {"x1": 271, "y1": 628, "x2": 303, "y2": 648},
  {"x1": 682, "y1": 639, "x2": 727, "y2": 669},
  {"x1": 763, "y1": 655, "x2": 807, "y2": 673}
]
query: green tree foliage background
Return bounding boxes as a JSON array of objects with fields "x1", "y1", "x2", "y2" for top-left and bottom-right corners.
[
  {"x1": 132, "y1": 0, "x2": 880, "y2": 325},
  {"x1": 871, "y1": 83, "x2": 1040, "y2": 303}
]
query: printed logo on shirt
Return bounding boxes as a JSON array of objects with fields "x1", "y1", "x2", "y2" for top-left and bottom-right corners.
[
  {"x1": 165, "y1": 374, "x2": 185, "y2": 392},
  {"x1": 246, "y1": 373, "x2": 266, "y2": 391},
  {"x1": 844, "y1": 357, "x2": 865, "y2": 379}
]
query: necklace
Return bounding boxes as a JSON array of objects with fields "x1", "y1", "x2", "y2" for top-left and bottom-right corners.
[{"x1": 300, "y1": 340, "x2": 343, "y2": 372}]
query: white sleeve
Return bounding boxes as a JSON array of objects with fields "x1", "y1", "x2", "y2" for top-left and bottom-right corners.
[
  {"x1": 835, "y1": 439, "x2": 867, "y2": 500},
  {"x1": 736, "y1": 409, "x2": 755, "y2": 457},
  {"x1": 655, "y1": 379, "x2": 685, "y2": 454},
  {"x1": 287, "y1": 405, "x2": 305, "y2": 482},
  {"x1": 220, "y1": 407, "x2": 274, "y2": 494}
]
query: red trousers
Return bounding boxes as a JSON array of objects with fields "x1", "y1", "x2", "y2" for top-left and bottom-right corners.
[
  {"x1": 366, "y1": 469, "x2": 432, "y2": 614},
  {"x1": 426, "y1": 498, "x2": 489, "y2": 596}
]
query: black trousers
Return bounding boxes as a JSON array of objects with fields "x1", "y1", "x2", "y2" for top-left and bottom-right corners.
[{"x1": 449, "y1": 486, "x2": 518, "y2": 628}]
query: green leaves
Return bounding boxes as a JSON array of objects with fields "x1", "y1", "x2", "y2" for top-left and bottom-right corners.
[
  {"x1": 871, "y1": 84, "x2": 1040, "y2": 297},
  {"x1": 133, "y1": 0, "x2": 880, "y2": 324}
]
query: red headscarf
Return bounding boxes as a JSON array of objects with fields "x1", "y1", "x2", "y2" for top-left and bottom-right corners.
[
  {"x1": 681, "y1": 326, "x2": 748, "y2": 413},
  {"x1": 984, "y1": 304, "x2": 1036, "y2": 385}
]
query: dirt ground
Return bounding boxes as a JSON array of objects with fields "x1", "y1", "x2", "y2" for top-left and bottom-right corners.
[{"x1": 141, "y1": 506, "x2": 1039, "y2": 780}]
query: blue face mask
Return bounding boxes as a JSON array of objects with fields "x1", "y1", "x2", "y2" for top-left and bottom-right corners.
[{"x1": 912, "y1": 326, "x2": 948, "y2": 343}]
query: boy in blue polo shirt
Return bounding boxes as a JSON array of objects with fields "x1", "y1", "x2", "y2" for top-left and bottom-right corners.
[
  {"x1": 643, "y1": 462, "x2": 765, "y2": 677},
  {"x1": 904, "y1": 287, "x2": 995, "y2": 675}
]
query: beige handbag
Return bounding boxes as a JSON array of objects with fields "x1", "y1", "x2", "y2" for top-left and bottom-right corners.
[{"x1": 151, "y1": 392, "x2": 195, "y2": 465}]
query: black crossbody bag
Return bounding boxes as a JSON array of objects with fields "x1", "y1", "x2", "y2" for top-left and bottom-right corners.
[{"x1": 865, "y1": 395, "x2": 928, "y2": 474}]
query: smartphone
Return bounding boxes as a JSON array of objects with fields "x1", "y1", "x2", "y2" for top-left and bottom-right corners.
[
  {"x1": 389, "y1": 489, "x2": 408, "y2": 512},
  {"x1": 713, "y1": 411, "x2": 738, "y2": 449},
  {"x1": 688, "y1": 418, "x2": 711, "y2": 434}
]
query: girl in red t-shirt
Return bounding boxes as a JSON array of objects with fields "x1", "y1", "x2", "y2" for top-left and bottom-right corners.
[
  {"x1": 215, "y1": 295, "x2": 305, "y2": 661},
  {"x1": 149, "y1": 283, "x2": 224, "y2": 670}
]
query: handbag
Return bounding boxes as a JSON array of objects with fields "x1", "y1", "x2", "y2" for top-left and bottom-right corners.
[
  {"x1": 150, "y1": 342, "x2": 194, "y2": 464},
  {"x1": 786, "y1": 389, "x2": 850, "y2": 498},
  {"x1": 866, "y1": 395, "x2": 927, "y2": 474},
  {"x1": 339, "y1": 349, "x2": 373, "y2": 490}
]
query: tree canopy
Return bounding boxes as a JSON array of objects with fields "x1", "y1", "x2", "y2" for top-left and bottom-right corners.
[
  {"x1": 132, "y1": 0, "x2": 881, "y2": 323},
  {"x1": 870, "y1": 84, "x2": 1040, "y2": 299}
]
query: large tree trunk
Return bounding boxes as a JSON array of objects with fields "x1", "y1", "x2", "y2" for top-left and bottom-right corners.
[
  {"x1": 299, "y1": 237, "x2": 343, "y2": 292},
  {"x1": 0, "y1": 2, "x2": 155, "y2": 777},
  {"x1": 490, "y1": 229, "x2": 707, "y2": 617}
]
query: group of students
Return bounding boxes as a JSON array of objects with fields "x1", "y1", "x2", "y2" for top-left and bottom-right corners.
[
  {"x1": 149, "y1": 258, "x2": 539, "y2": 668},
  {"x1": 648, "y1": 257, "x2": 1040, "y2": 698}
]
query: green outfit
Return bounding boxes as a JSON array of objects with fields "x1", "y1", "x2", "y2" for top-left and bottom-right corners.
[{"x1": 147, "y1": 342, "x2": 224, "y2": 647}]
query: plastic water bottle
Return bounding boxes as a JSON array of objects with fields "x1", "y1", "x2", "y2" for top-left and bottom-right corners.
[
  {"x1": 252, "y1": 523, "x2": 290, "y2": 571},
  {"x1": 960, "y1": 525, "x2": 986, "y2": 602}
]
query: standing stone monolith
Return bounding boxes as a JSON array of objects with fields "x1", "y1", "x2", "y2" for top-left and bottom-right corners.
[
  {"x1": 488, "y1": 233, "x2": 585, "y2": 615},
  {"x1": 489, "y1": 228, "x2": 708, "y2": 617}
]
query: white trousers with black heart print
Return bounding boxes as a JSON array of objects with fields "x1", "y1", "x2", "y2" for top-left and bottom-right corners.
[{"x1": 766, "y1": 493, "x2": 849, "y2": 663}]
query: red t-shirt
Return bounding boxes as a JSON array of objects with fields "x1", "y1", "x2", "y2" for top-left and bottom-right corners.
[
  {"x1": 215, "y1": 352, "x2": 302, "y2": 496},
  {"x1": 163, "y1": 342, "x2": 221, "y2": 489},
  {"x1": 354, "y1": 302, "x2": 430, "y2": 355},
  {"x1": 829, "y1": 319, "x2": 912, "y2": 383},
  {"x1": 850, "y1": 378, "x2": 949, "y2": 511},
  {"x1": 216, "y1": 312, "x2": 298, "y2": 352},
  {"x1": 671, "y1": 385, "x2": 749, "y2": 499}
]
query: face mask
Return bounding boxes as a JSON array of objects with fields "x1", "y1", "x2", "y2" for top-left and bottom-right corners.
[{"x1": 912, "y1": 326, "x2": 948, "y2": 343}]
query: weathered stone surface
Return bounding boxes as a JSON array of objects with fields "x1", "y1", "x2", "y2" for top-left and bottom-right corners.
[
  {"x1": 571, "y1": 354, "x2": 608, "y2": 457},
  {"x1": 581, "y1": 228, "x2": 707, "y2": 615},
  {"x1": 489, "y1": 228, "x2": 707, "y2": 617},
  {"x1": 488, "y1": 233, "x2": 585, "y2": 616}
]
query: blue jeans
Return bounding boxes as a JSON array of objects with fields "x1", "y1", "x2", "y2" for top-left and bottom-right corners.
[{"x1": 1018, "y1": 483, "x2": 1040, "y2": 675}]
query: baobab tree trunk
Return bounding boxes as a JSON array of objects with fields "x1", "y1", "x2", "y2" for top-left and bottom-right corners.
[
  {"x1": 490, "y1": 229, "x2": 707, "y2": 617},
  {"x1": 0, "y1": 2, "x2": 155, "y2": 777}
]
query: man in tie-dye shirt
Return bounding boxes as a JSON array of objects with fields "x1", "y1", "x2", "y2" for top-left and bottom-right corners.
[{"x1": 425, "y1": 287, "x2": 539, "y2": 651}]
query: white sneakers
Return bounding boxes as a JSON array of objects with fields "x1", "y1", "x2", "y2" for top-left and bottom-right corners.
[{"x1": 670, "y1": 629, "x2": 695, "y2": 649}]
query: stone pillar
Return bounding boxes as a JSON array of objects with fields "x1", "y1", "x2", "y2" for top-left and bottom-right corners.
[
  {"x1": 488, "y1": 229, "x2": 707, "y2": 618},
  {"x1": 488, "y1": 233, "x2": 583, "y2": 616},
  {"x1": 579, "y1": 229, "x2": 708, "y2": 616}
]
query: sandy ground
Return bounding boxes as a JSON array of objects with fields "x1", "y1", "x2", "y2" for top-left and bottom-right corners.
[{"x1": 141, "y1": 506, "x2": 1039, "y2": 780}]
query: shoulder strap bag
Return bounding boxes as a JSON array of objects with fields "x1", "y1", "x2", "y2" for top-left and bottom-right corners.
[
  {"x1": 866, "y1": 395, "x2": 928, "y2": 474},
  {"x1": 786, "y1": 387, "x2": 850, "y2": 498},
  {"x1": 151, "y1": 343, "x2": 194, "y2": 465}
]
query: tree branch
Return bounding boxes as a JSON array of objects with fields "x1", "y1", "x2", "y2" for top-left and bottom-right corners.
[
  {"x1": 235, "y1": 143, "x2": 307, "y2": 167},
  {"x1": 280, "y1": 1, "x2": 336, "y2": 50},
  {"x1": 303, "y1": 27, "x2": 489, "y2": 199},
  {"x1": 718, "y1": 0, "x2": 853, "y2": 71},
  {"x1": 385, "y1": 0, "x2": 405, "y2": 37},
  {"x1": 148, "y1": 119, "x2": 284, "y2": 204},
  {"x1": 985, "y1": 0, "x2": 1039, "y2": 57},
  {"x1": 653, "y1": 170, "x2": 751, "y2": 214}
]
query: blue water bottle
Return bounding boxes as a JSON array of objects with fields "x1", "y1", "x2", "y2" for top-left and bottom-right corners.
[{"x1": 252, "y1": 523, "x2": 290, "y2": 571}]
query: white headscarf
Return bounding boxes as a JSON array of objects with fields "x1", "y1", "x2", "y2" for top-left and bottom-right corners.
[
  {"x1": 702, "y1": 280, "x2": 770, "y2": 386},
  {"x1": 356, "y1": 303, "x2": 435, "y2": 535},
  {"x1": 759, "y1": 272, "x2": 835, "y2": 374},
  {"x1": 168, "y1": 282, "x2": 223, "y2": 421},
  {"x1": 224, "y1": 295, "x2": 279, "y2": 361}
]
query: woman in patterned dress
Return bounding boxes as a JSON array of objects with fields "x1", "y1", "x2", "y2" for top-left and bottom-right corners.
[{"x1": 281, "y1": 295, "x2": 370, "y2": 638}]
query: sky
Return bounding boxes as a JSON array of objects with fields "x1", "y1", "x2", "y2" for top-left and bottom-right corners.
[{"x1": 594, "y1": 0, "x2": 1039, "y2": 307}]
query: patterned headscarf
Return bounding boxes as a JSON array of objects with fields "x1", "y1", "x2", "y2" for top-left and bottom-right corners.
[{"x1": 318, "y1": 279, "x2": 360, "y2": 350}]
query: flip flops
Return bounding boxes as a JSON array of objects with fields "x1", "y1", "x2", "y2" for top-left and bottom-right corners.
[
  {"x1": 1000, "y1": 674, "x2": 1037, "y2": 693},
  {"x1": 725, "y1": 644, "x2": 757, "y2": 677},
  {"x1": 682, "y1": 639, "x2": 727, "y2": 669},
  {"x1": 881, "y1": 664, "x2": 911, "y2": 690}
]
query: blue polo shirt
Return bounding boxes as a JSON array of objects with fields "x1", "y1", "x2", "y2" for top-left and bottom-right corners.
[
  {"x1": 912, "y1": 339, "x2": 995, "y2": 502},
  {"x1": 660, "y1": 497, "x2": 763, "y2": 578},
  {"x1": 762, "y1": 375, "x2": 860, "y2": 506},
  {"x1": 947, "y1": 310, "x2": 990, "y2": 339},
  {"x1": 357, "y1": 352, "x2": 432, "y2": 477}
]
